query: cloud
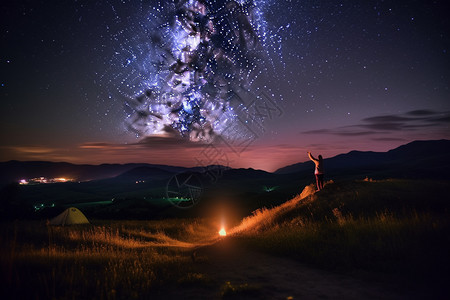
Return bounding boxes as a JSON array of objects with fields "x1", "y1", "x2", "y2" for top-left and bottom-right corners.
[
  {"x1": 336, "y1": 131, "x2": 382, "y2": 136},
  {"x1": 358, "y1": 122, "x2": 406, "y2": 131},
  {"x1": 133, "y1": 135, "x2": 207, "y2": 149},
  {"x1": 0, "y1": 145, "x2": 79, "y2": 163},
  {"x1": 406, "y1": 110, "x2": 436, "y2": 116},
  {"x1": 0, "y1": 135, "x2": 211, "y2": 166},
  {"x1": 302, "y1": 129, "x2": 332, "y2": 135},
  {"x1": 11, "y1": 146, "x2": 56, "y2": 154},
  {"x1": 360, "y1": 110, "x2": 450, "y2": 131},
  {"x1": 430, "y1": 114, "x2": 450, "y2": 123},
  {"x1": 78, "y1": 135, "x2": 208, "y2": 152},
  {"x1": 303, "y1": 128, "x2": 382, "y2": 136},
  {"x1": 371, "y1": 137, "x2": 407, "y2": 142},
  {"x1": 362, "y1": 115, "x2": 412, "y2": 123},
  {"x1": 79, "y1": 142, "x2": 128, "y2": 150},
  {"x1": 302, "y1": 110, "x2": 450, "y2": 137}
]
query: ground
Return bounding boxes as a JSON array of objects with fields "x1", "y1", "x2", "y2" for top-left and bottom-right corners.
[
  {"x1": 159, "y1": 238, "x2": 409, "y2": 299},
  {"x1": 2, "y1": 179, "x2": 449, "y2": 299}
]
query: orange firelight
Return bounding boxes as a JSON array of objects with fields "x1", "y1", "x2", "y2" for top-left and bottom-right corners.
[{"x1": 219, "y1": 228, "x2": 227, "y2": 236}]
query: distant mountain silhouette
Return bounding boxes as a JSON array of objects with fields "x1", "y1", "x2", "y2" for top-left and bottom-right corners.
[
  {"x1": 113, "y1": 166, "x2": 175, "y2": 182},
  {"x1": 275, "y1": 139, "x2": 450, "y2": 179},
  {"x1": 221, "y1": 168, "x2": 274, "y2": 180},
  {"x1": 1, "y1": 140, "x2": 449, "y2": 187},
  {"x1": 0, "y1": 161, "x2": 190, "y2": 185}
]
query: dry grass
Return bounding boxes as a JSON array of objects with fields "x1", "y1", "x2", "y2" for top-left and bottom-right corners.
[
  {"x1": 0, "y1": 218, "x2": 218, "y2": 300},
  {"x1": 229, "y1": 182, "x2": 320, "y2": 234},
  {"x1": 232, "y1": 179, "x2": 450, "y2": 291}
]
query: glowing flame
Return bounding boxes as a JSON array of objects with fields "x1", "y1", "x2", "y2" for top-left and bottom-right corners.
[{"x1": 219, "y1": 228, "x2": 227, "y2": 237}]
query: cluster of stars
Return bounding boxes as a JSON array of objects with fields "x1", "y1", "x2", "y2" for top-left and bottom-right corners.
[{"x1": 103, "y1": 0, "x2": 284, "y2": 142}]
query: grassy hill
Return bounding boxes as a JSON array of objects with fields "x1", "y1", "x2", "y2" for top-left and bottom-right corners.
[{"x1": 230, "y1": 179, "x2": 449, "y2": 296}]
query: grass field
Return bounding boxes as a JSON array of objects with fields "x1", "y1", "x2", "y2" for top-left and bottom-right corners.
[
  {"x1": 1, "y1": 179, "x2": 449, "y2": 299},
  {"x1": 0, "y1": 218, "x2": 219, "y2": 299}
]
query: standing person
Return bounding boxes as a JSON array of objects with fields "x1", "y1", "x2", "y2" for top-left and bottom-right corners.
[{"x1": 308, "y1": 151, "x2": 324, "y2": 191}]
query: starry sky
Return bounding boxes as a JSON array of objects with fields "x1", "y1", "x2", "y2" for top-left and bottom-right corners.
[{"x1": 1, "y1": 0, "x2": 449, "y2": 172}]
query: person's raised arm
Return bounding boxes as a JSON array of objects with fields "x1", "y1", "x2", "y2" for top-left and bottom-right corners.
[{"x1": 307, "y1": 151, "x2": 318, "y2": 162}]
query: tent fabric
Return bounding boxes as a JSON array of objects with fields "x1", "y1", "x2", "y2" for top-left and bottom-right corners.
[{"x1": 49, "y1": 207, "x2": 89, "y2": 225}]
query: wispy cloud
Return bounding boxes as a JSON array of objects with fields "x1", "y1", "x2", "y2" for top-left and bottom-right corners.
[
  {"x1": 78, "y1": 136, "x2": 207, "y2": 152},
  {"x1": 0, "y1": 145, "x2": 71, "y2": 162},
  {"x1": 11, "y1": 146, "x2": 56, "y2": 154},
  {"x1": 0, "y1": 135, "x2": 207, "y2": 165},
  {"x1": 79, "y1": 142, "x2": 129, "y2": 150},
  {"x1": 132, "y1": 135, "x2": 207, "y2": 149},
  {"x1": 405, "y1": 110, "x2": 437, "y2": 116},
  {"x1": 302, "y1": 110, "x2": 450, "y2": 137},
  {"x1": 371, "y1": 137, "x2": 407, "y2": 142}
]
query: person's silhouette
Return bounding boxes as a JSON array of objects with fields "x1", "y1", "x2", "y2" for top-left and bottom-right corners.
[{"x1": 308, "y1": 152, "x2": 324, "y2": 191}]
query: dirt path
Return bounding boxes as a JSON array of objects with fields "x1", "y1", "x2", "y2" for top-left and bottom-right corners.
[{"x1": 160, "y1": 237, "x2": 409, "y2": 299}]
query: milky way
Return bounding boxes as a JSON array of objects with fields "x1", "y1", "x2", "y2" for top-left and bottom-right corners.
[
  {"x1": 2, "y1": 0, "x2": 448, "y2": 167},
  {"x1": 103, "y1": 0, "x2": 285, "y2": 143}
]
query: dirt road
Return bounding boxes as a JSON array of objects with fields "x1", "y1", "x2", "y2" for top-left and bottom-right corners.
[{"x1": 160, "y1": 237, "x2": 410, "y2": 299}]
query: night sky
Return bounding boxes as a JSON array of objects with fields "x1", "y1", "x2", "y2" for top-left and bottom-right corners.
[{"x1": 1, "y1": 0, "x2": 449, "y2": 172}]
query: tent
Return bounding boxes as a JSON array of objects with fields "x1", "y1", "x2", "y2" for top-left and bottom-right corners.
[{"x1": 49, "y1": 207, "x2": 89, "y2": 225}]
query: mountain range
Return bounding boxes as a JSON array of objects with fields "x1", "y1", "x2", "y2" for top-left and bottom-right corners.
[
  {"x1": 275, "y1": 139, "x2": 450, "y2": 180},
  {"x1": 1, "y1": 139, "x2": 449, "y2": 186}
]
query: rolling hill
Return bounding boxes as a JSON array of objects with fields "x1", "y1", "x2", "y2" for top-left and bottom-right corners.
[{"x1": 275, "y1": 139, "x2": 450, "y2": 180}]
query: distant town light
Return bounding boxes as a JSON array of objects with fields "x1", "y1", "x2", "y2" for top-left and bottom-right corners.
[
  {"x1": 18, "y1": 177, "x2": 73, "y2": 185},
  {"x1": 53, "y1": 177, "x2": 68, "y2": 182}
]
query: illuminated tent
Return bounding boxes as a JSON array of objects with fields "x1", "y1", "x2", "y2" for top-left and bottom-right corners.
[{"x1": 49, "y1": 207, "x2": 89, "y2": 226}]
